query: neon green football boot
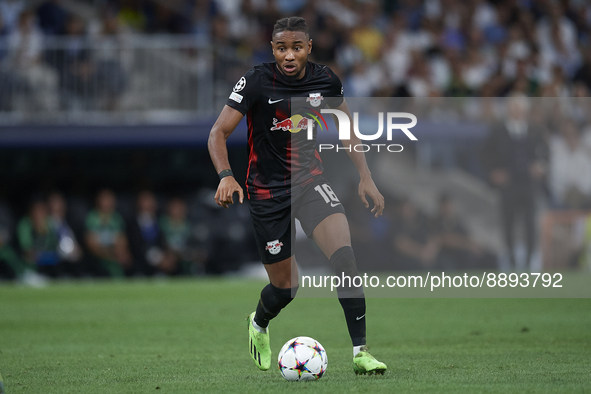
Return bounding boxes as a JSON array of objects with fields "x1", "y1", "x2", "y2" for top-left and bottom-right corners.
[
  {"x1": 247, "y1": 312, "x2": 271, "y2": 371},
  {"x1": 353, "y1": 346, "x2": 387, "y2": 375}
]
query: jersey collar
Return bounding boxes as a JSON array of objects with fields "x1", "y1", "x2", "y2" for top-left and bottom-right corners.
[{"x1": 273, "y1": 62, "x2": 311, "y2": 85}]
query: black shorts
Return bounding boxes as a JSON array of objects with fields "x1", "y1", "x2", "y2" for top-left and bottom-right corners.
[{"x1": 249, "y1": 176, "x2": 346, "y2": 264}]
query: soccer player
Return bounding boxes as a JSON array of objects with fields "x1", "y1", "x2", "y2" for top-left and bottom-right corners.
[{"x1": 208, "y1": 16, "x2": 387, "y2": 375}]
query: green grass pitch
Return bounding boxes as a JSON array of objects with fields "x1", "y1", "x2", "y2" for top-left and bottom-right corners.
[{"x1": 0, "y1": 278, "x2": 590, "y2": 393}]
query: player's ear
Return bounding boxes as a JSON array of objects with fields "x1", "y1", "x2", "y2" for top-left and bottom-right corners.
[
  {"x1": 270, "y1": 40, "x2": 274, "y2": 55},
  {"x1": 307, "y1": 39, "x2": 312, "y2": 54}
]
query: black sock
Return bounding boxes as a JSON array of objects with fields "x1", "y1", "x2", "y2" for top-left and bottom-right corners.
[
  {"x1": 331, "y1": 246, "x2": 367, "y2": 347},
  {"x1": 254, "y1": 283, "x2": 298, "y2": 328},
  {"x1": 339, "y1": 297, "x2": 366, "y2": 346}
]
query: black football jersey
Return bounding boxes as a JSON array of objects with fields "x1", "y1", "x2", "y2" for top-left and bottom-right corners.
[{"x1": 226, "y1": 61, "x2": 344, "y2": 200}]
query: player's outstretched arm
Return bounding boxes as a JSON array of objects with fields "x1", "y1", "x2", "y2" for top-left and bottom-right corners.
[
  {"x1": 335, "y1": 99, "x2": 385, "y2": 217},
  {"x1": 208, "y1": 105, "x2": 246, "y2": 208}
]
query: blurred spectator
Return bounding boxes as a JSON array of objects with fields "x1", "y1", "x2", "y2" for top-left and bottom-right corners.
[
  {"x1": 461, "y1": 47, "x2": 493, "y2": 92},
  {"x1": 16, "y1": 199, "x2": 60, "y2": 277},
  {"x1": 351, "y1": 1, "x2": 383, "y2": 62},
  {"x1": 193, "y1": 188, "x2": 255, "y2": 273},
  {"x1": 431, "y1": 194, "x2": 495, "y2": 270},
  {"x1": 50, "y1": 14, "x2": 96, "y2": 109},
  {"x1": 189, "y1": 0, "x2": 217, "y2": 42},
  {"x1": 581, "y1": 214, "x2": 591, "y2": 271},
  {"x1": 36, "y1": 0, "x2": 68, "y2": 35},
  {"x1": 316, "y1": 0, "x2": 357, "y2": 30},
  {"x1": 0, "y1": 200, "x2": 36, "y2": 282},
  {"x1": 7, "y1": 10, "x2": 58, "y2": 111},
  {"x1": 406, "y1": 51, "x2": 435, "y2": 97},
  {"x1": 342, "y1": 184, "x2": 393, "y2": 270},
  {"x1": 445, "y1": 53, "x2": 473, "y2": 96},
  {"x1": 391, "y1": 199, "x2": 439, "y2": 270},
  {"x1": 85, "y1": 189, "x2": 132, "y2": 277},
  {"x1": 311, "y1": 16, "x2": 340, "y2": 64},
  {"x1": 0, "y1": 0, "x2": 24, "y2": 33},
  {"x1": 0, "y1": 10, "x2": 15, "y2": 111},
  {"x1": 346, "y1": 60, "x2": 385, "y2": 97},
  {"x1": 148, "y1": 1, "x2": 191, "y2": 34},
  {"x1": 335, "y1": 29, "x2": 364, "y2": 75},
  {"x1": 549, "y1": 120, "x2": 591, "y2": 209},
  {"x1": 275, "y1": 0, "x2": 307, "y2": 15},
  {"x1": 92, "y1": 11, "x2": 129, "y2": 110},
  {"x1": 48, "y1": 192, "x2": 83, "y2": 274},
  {"x1": 482, "y1": 95, "x2": 547, "y2": 271},
  {"x1": 0, "y1": 226, "x2": 30, "y2": 280},
  {"x1": 160, "y1": 197, "x2": 206, "y2": 275},
  {"x1": 472, "y1": 0, "x2": 497, "y2": 32},
  {"x1": 212, "y1": 0, "x2": 240, "y2": 19},
  {"x1": 127, "y1": 190, "x2": 178, "y2": 276},
  {"x1": 223, "y1": 0, "x2": 260, "y2": 42},
  {"x1": 541, "y1": 64, "x2": 570, "y2": 97},
  {"x1": 117, "y1": 0, "x2": 148, "y2": 31},
  {"x1": 506, "y1": 58, "x2": 539, "y2": 97},
  {"x1": 535, "y1": 3, "x2": 581, "y2": 78},
  {"x1": 0, "y1": 10, "x2": 7, "y2": 57},
  {"x1": 502, "y1": 24, "x2": 532, "y2": 80},
  {"x1": 210, "y1": 13, "x2": 230, "y2": 46},
  {"x1": 573, "y1": 50, "x2": 591, "y2": 92}
]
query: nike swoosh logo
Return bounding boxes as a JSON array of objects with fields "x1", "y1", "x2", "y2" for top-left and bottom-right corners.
[
  {"x1": 268, "y1": 98, "x2": 284, "y2": 104},
  {"x1": 330, "y1": 202, "x2": 341, "y2": 207},
  {"x1": 356, "y1": 314, "x2": 365, "y2": 321}
]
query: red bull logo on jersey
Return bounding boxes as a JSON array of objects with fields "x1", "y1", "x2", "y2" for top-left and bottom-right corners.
[
  {"x1": 270, "y1": 115, "x2": 313, "y2": 133},
  {"x1": 270, "y1": 108, "x2": 329, "y2": 137}
]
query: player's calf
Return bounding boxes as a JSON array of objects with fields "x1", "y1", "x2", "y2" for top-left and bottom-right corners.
[
  {"x1": 254, "y1": 283, "x2": 298, "y2": 328},
  {"x1": 331, "y1": 246, "x2": 367, "y2": 347}
]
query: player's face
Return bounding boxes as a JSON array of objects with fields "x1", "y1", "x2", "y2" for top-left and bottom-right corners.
[{"x1": 271, "y1": 31, "x2": 312, "y2": 79}]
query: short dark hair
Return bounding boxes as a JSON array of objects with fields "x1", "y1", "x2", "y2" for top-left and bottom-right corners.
[{"x1": 272, "y1": 17, "x2": 309, "y2": 39}]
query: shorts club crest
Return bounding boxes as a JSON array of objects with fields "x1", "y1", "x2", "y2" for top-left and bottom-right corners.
[{"x1": 265, "y1": 240, "x2": 284, "y2": 255}]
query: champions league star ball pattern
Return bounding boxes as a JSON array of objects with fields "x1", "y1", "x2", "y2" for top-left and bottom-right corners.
[{"x1": 277, "y1": 337, "x2": 327, "y2": 381}]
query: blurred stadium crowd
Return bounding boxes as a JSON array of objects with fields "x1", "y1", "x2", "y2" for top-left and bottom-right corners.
[
  {"x1": 0, "y1": 186, "x2": 498, "y2": 283},
  {"x1": 82, "y1": 0, "x2": 591, "y2": 97},
  {"x1": 0, "y1": 187, "x2": 261, "y2": 284},
  {"x1": 0, "y1": 0, "x2": 590, "y2": 111},
  {"x1": 336, "y1": 190, "x2": 498, "y2": 272}
]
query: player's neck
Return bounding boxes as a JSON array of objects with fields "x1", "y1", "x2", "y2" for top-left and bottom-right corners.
[{"x1": 275, "y1": 62, "x2": 307, "y2": 83}]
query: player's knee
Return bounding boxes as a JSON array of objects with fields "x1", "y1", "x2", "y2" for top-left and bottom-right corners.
[
  {"x1": 268, "y1": 283, "x2": 298, "y2": 309},
  {"x1": 330, "y1": 246, "x2": 359, "y2": 277},
  {"x1": 272, "y1": 276, "x2": 297, "y2": 289},
  {"x1": 339, "y1": 296, "x2": 365, "y2": 311},
  {"x1": 330, "y1": 246, "x2": 364, "y2": 298}
]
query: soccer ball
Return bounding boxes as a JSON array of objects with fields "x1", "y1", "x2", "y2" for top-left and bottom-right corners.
[{"x1": 277, "y1": 336, "x2": 327, "y2": 381}]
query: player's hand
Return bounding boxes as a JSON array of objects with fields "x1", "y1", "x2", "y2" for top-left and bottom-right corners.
[
  {"x1": 214, "y1": 177, "x2": 244, "y2": 208},
  {"x1": 358, "y1": 177, "x2": 384, "y2": 217}
]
